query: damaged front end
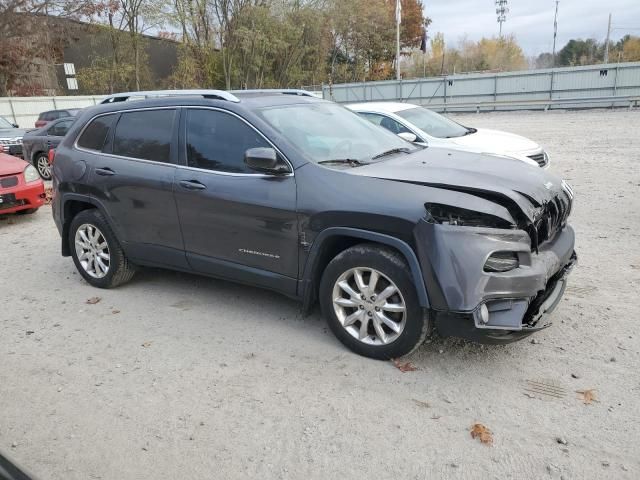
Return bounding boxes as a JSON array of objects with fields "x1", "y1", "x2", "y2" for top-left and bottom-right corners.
[{"x1": 412, "y1": 182, "x2": 577, "y2": 344}]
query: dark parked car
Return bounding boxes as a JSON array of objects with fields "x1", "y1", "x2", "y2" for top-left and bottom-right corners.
[
  {"x1": 51, "y1": 90, "x2": 576, "y2": 359},
  {"x1": 0, "y1": 116, "x2": 27, "y2": 158},
  {"x1": 34, "y1": 108, "x2": 81, "y2": 128},
  {"x1": 22, "y1": 117, "x2": 76, "y2": 180}
]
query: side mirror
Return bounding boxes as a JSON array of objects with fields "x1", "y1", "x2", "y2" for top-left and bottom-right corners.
[
  {"x1": 397, "y1": 132, "x2": 417, "y2": 143},
  {"x1": 244, "y1": 147, "x2": 286, "y2": 174}
]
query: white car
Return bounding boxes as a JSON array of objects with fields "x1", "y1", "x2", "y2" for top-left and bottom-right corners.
[{"x1": 346, "y1": 102, "x2": 549, "y2": 168}]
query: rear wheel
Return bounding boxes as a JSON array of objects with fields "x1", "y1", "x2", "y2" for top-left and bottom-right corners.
[
  {"x1": 69, "y1": 209, "x2": 136, "y2": 288},
  {"x1": 34, "y1": 153, "x2": 52, "y2": 180},
  {"x1": 320, "y1": 244, "x2": 429, "y2": 359}
]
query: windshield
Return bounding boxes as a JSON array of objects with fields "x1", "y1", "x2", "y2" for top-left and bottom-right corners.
[
  {"x1": 0, "y1": 116, "x2": 14, "y2": 129},
  {"x1": 256, "y1": 102, "x2": 417, "y2": 163},
  {"x1": 396, "y1": 107, "x2": 469, "y2": 139}
]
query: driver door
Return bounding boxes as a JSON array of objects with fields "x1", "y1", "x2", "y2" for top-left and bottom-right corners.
[{"x1": 173, "y1": 108, "x2": 299, "y2": 292}]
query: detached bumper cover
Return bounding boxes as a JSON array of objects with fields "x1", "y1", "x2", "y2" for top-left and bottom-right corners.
[
  {"x1": 434, "y1": 252, "x2": 576, "y2": 344},
  {"x1": 414, "y1": 219, "x2": 577, "y2": 343}
]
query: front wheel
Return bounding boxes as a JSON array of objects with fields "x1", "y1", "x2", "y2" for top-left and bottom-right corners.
[
  {"x1": 34, "y1": 153, "x2": 52, "y2": 180},
  {"x1": 69, "y1": 209, "x2": 136, "y2": 288},
  {"x1": 320, "y1": 244, "x2": 429, "y2": 359}
]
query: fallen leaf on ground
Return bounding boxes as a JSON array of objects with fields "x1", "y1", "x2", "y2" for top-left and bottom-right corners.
[
  {"x1": 392, "y1": 359, "x2": 418, "y2": 372},
  {"x1": 44, "y1": 187, "x2": 53, "y2": 205},
  {"x1": 112, "y1": 310, "x2": 120, "y2": 314},
  {"x1": 576, "y1": 389, "x2": 598, "y2": 405},
  {"x1": 141, "y1": 341, "x2": 152, "y2": 348},
  {"x1": 470, "y1": 423, "x2": 493, "y2": 445},
  {"x1": 412, "y1": 399, "x2": 430, "y2": 408},
  {"x1": 86, "y1": 297, "x2": 102, "y2": 305}
]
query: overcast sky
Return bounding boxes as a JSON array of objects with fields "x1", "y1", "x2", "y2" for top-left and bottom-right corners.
[{"x1": 425, "y1": 0, "x2": 640, "y2": 56}]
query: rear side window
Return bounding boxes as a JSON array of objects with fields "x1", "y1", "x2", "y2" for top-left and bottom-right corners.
[
  {"x1": 77, "y1": 114, "x2": 116, "y2": 151},
  {"x1": 185, "y1": 109, "x2": 269, "y2": 173},
  {"x1": 113, "y1": 109, "x2": 175, "y2": 163},
  {"x1": 49, "y1": 119, "x2": 74, "y2": 137}
]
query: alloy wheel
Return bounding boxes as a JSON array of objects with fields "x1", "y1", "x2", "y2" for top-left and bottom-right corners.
[
  {"x1": 74, "y1": 224, "x2": 110, "y2": 278},
  {"x1": 36, "y1": 155, "x2": 51, "y2": 179},
  {"x1": 332, "y1": 267, "x2": 406, "y2": 345}
]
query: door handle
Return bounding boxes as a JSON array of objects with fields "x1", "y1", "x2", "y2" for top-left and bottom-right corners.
[
  {"x1": 179, "y1": 180, "x2": 207, "y2": 191},
  {"x1": 95, "y1": 167, "x2": 115, "y2": 176}
]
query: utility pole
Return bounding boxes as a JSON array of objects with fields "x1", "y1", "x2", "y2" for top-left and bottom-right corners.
[
  {"x1": 496, "y1": 0, "x2": 509, "y2": 38},
  {"x1": 396, "y1": 0, "x2": 401, "y2": 80},
  {"x1": 552, "y1": 0, "x2": 560, "y2": 67},
  {"x1": 604, "y1": 13, "x2": 612, "y2": 63}
]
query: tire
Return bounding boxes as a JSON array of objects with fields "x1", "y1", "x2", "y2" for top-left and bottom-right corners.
[
  {"x1": 319, "y1": 243, "x2": 429, "y2": 359},
  {"x1": 69, "y1": 209, "x2": 136, "y2": 288},
  {"x1": 34, "y1": 152, "x2": 52, "y2": 180}
]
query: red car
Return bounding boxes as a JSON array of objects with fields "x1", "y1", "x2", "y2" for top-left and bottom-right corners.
[{"x1": 0, "y1": 152, "x2": 46, "y2": 215}]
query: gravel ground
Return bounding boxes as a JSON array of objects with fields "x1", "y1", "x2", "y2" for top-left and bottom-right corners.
[{"x1": 1, "y1": 109, "x2": 639, "y2": 480}]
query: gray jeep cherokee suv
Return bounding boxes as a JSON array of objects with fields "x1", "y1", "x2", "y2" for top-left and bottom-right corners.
[{"x1": 51, "y1": 89, "x2": 576, "y2": 359}]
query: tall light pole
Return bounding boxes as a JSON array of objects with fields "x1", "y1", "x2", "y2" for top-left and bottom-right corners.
[
  {"x1": 396, "y1": 0, "x2": 402, "y2": 80},
  {"x1": 496, "y1": 0, "x2": 509, "y2": 38},
  {"x1": 604, "y1": 13, "x2": 612, "y2": 63},
  {"x1": 552, "y1": 0, "x2": 560, "y2": 66}
]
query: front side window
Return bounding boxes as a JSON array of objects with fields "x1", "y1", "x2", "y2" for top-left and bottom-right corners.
[
  {"x1": 396, "y1": 107, "x2": 469, "y2": 139},
  {"x1": 113, "y1": 109, "x2": 176, "y2": 163},
  {"x1": 186, "y1": 109, "x2": 270, "y2": 173},
  {"x1": 77, "y1": 114, "x2": 117, "y2": 152},
  {"x1": 256, "y1": 103, "x2": 417, "y2": 163}
]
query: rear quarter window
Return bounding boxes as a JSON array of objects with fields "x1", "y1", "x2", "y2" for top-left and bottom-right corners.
[
  {"x1": 77, "y1": 114, "x2": 117, "y2": 152},
  {"x1": 112, "y1": 109, "x2": 176, "y2": 163}
]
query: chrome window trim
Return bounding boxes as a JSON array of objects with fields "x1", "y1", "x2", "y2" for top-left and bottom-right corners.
[{"x1": 73, "y1": 106, "x2": 294, "y2": 178}]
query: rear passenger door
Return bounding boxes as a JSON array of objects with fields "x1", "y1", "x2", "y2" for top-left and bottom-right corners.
[
  {"x1": 77, "y1": 108, "x2": 187, "y2": 269},
  {"x1": 173, "y1": 108, "x2": 298, "y2": 290}
]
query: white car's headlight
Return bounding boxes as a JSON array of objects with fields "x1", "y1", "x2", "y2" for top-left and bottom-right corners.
[{"x1": 24, "y1": 164, "x2": 40, "y2": 183}]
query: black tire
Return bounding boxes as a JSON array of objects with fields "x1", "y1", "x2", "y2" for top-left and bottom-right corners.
[
  {"x1": 319, "y1": 243, "x2": 429, "y2": 359},
  {"x1": 69, "y1": 209, "x2": 136, "y2": 288},
  {"x1": 34, "y1": 152, "x2": 52, "y2": 180}
]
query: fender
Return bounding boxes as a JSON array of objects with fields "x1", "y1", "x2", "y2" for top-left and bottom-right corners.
[
  {"x1": 300, "y1": 227, "x2": 430, "y2": 312},
  {"x1": 59, "y1": 193, "x2": 122, "y2": 256}
]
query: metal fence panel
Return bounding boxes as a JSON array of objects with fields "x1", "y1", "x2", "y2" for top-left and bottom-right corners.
[
  {"x1": 323, "y1": 62, "x2": 640, "y2": 111},
  {"x1": 0, "y1": 95, "x2": 104, "y2": 128}
]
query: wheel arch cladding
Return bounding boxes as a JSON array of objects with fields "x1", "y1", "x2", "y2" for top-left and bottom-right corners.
[
  {"x1": 301, "y1": 227, "x2": 430, "y2": 311},
  {"x1": 61, "y1": 197, "x2": 102, "y2": 256}
]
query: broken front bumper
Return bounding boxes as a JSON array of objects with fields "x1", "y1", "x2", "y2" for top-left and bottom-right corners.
[{"x1": 413, "y1": 220, "x2": 577, "y2": 344}]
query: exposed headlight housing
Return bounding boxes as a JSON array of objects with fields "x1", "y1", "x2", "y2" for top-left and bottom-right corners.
[
  {"x1": 425, "y1": 203, "x2": 514, "y2": 229},
  {"x1": 23, "y1": 164, "x2": 40, "y2": 183},
  {"x1": 484, "y1": 251, "x2": 520, "y2": 272}
]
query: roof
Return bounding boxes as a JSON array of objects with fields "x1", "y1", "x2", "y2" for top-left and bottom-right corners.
[{"x1": 345, "y1": 102, "x2": 419, "y2": 113}]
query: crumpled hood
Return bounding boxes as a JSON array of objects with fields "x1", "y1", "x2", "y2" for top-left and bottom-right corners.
[
  {"x1": 348, "y1": 147, "x2": 567, "y2": 223},
  {"x1": 448, "y1": 128, "x2": 541, "y2": 155},
  {"x1": 0, "y1": 152, "x2": 28, "y2": 176}
]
